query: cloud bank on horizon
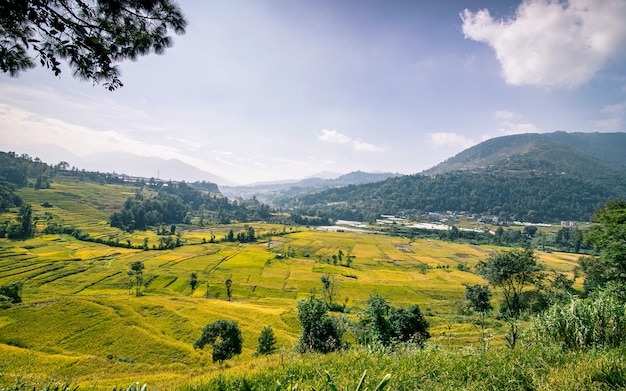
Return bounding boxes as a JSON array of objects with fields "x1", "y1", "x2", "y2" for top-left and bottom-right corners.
[{"x1": 1, "y1": 0, "x2": 625, "y2": 185}]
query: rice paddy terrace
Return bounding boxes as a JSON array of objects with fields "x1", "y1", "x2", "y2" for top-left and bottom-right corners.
[{"x1": 0, "y1": 180, "x2": 581, "y2": 389}]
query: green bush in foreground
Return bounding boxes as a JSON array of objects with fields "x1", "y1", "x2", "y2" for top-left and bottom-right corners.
[{"x1": 529, "y1": 288, "x2": 626, "y2": 349}]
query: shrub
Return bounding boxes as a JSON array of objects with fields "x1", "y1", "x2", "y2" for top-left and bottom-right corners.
[
  {"x1": 297, "y1": 297, "x2": 344, "y2": 353},
  {"x1": 194, "y1": 319, "x2": 243, "y2": 363},
  {"x1": 529, "y1": 288, "x2": 626, "y2": 349}
]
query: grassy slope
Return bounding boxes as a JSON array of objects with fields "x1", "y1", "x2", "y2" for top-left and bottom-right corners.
[{"x1": 0, "y1": 179, "x2": 582, "y2": 389}]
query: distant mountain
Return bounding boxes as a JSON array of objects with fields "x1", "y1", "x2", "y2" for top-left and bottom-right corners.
[
  {"x1": 220, "y1": 171, "x2": 400, "y2": 203},
  {"x1": 281, "y1": 132, "x2": 626, "y2": 222},
  {"x1": 80, "y1": 152, "x2": 235, "y2": 185}
]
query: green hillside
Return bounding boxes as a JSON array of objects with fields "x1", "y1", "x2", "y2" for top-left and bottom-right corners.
[{"x1": 281, "y1": 132, "x2": 626, "y2": 222}]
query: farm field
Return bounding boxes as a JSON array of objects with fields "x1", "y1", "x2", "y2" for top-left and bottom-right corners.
[
  {"x1": 0, "y1": 229, "x2": 582, "y2": 389},
  {"x1": 0, "y1": 180, "x2": 585, "y2": 389}
]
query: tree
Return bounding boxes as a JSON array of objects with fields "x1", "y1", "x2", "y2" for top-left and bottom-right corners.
[
  {"x1": 15, "y1": 204, "x2": 34, "y2": 239},
  {"x1": 189, "y1": 272, "x2": 198, "y2": 297},
  {"x1": 0, "y1": 280, "x2": 23, "y2": 304},
  {"x1": 477, "y1": 248, "x2": 544, "y2": 348},
  {"x1": 128, "y1": 261, "x2": 144, "y2": 296},
  {"x1": 1, "y1": 0, "x2": 187, "y2": 90},
  {"x1": 254, "y1": 325, "x2": 277, "y2": 356},
  {"x1": 581, "y1": 200, "x2": 626, "y2": 294},
  {"x1": 388, "y1": 305, "x2": 430, "y2": 347},
  {"x1": 296, "y1": 297, "x2": 344, "y2": 353},
  {"x1": 193, "y1": 319, "x2": 243, "y2": 363},
  {"x1": 464, "y1": 283, "x2": 492, "y2": 351},
  {"x1": 358, "y1": 294, "x2": 430, "y2": 348},
  {"x1": 359, "y1": 294, "x2": 392, "y2": 346},
  {"x1": 225, "y1": 278, "x2": 232, "y2": 301},
  {"x1": 320, "y1": 274, "x2": 338, "y2": 306}
]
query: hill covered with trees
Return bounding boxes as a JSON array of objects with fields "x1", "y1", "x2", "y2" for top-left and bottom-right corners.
[{"x1": 278, "y1": 132, "x2": 626, "y2": 223}]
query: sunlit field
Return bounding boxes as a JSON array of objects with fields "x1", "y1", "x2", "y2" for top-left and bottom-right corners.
[{"x1": 0, "y1": 180, "x2": 584, "y2": 389}]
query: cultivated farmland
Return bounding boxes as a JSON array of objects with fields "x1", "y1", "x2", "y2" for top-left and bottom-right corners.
[{"x1": 0, "y1": 181, "x2": 584, "y2": 389}]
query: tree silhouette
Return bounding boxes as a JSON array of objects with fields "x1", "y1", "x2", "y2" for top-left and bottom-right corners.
[{"x1": 1, "y1": 0, "x2": 187, "y2": 90}]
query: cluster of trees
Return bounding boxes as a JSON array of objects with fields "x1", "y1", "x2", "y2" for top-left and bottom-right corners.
[
  {"x1": 0, "y1": 204, "x2": 34, "y2": 239},
  {"x1": 109, "y1": 182, "x2": 273, "y2": 232},
  {"x1": 281, "y1": 168, "x2": 626, "y2": 223},
  {"x1": 297, "y1": 294, "x2": 430, "y2": 354},
  {"x1": 0, "y1": 281, "x2": 22, "y2": 306},
  {"x1": 193, "y1": 320, "x2": 278, "y2": 363},
  {"x1": 466, "y1": 200, "x2": 626, "y2": 350}
]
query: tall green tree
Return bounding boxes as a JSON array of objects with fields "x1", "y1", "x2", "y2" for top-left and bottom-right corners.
[
  {"x1": 189, "y1": 272, "x2": 198, "y2": 297},
  {"x1": 477, "y1": 248, "x2": 544, "y2": 348},
  {"x1": 254, "y1": 325, "x2": 277, "y2": 356},
  {"x1": 320, "y1": 274, "x2": 338, "y2": 306},
  {"x1": 128, "y1": 261, "x2": 144, "y2": 296},
  {"x1": 10, "y1": 204, "x2": 34, "y2": 239},
  {"x1": 464, "y1": 283, "x2": 493, "y2": 351},
  {"x1": 580, "y1": 200, "x2": 626, "y2": 294},
  {"x1": 193, "y1": 319, "x2": 243, "y2": 363},
  {"x1": 1, "y1": 0, "x2": 186, "y2": 90}
]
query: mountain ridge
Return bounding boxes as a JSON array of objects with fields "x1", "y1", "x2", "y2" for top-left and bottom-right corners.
[{"x1": 281, "y1": 132, "x2": 626, "y2": 222}]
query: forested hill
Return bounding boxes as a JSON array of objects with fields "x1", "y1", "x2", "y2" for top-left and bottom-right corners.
[
  {"x1": 278, "y1": 132, "x2": 626, "y2": 223},
  {"x1": 424, "y1": 132, "x2": 626, "y2": 174}
]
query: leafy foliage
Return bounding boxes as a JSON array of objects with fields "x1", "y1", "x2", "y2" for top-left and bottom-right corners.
[
  {"x1": 193, "y1": 319, "x2": 243, "y2": 363},
  {"x1": 580, "y1": 199, "x2": 626, "y2": 294},
  {"x1": 530, "y1": 288, "x2": 626, "y2": 349},
  {"x1": 0, "y1": 280, "x2": 22, "y2": 304},
  {"x1": 254, "y1": 325, "x2": 277, "y2": 356},
  {"x1": 477, "y1": 248, "x2": 544, "y2": 348},
  {"x1": 357, "y1": 294, "x2": 430, "y2": 348},
  {"x1": 477, "y1": 248, "x2": 544, "y2": 319},
  {"x1": 296, "y1": 297, "x2": 344, "y2": 353},
  {"x1": 128, "y1": 261, "x2": 144, "y2": 297},
  {"x1": 109, "y1": 182, "x2": 271, "y2": 232},
  {"x1": 1, "y1": 0, "x2": 186, "y2": 90}
]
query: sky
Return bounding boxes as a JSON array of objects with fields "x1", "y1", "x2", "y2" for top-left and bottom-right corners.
[{"x1": 1, "y1": 0, "x2": 626, "y2": 185}]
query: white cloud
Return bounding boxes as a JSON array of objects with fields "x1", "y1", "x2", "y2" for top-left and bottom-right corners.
[
  {"x1": 317, "y1": 129, "x2": 351, "y2": 144},
  {"x1": 595, "y1": 102, "x2": 626, "y2": 131},
  {"x1": 461, "y1": 0, "x2": 626, "y2": 88},
  {"x1": 427, "y1": 132, "x2": 476, "y2": 149},
  {"x1": 0, "y1": 103, "x2": 216, "y2": 171},
  {"x1": 493, "y1": 110, "x2": 516, "y2": 121},
  {"x1": 317, "y1": 129, "x2": 388, "y2": 152},
  {"x1": 490, "y1": 110, "x2": 542, "y2": 135}
]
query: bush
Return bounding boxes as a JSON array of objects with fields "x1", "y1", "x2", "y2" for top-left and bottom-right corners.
[
  {"x1": 297, "y1": 297, "x2": 344, "y2": 353},
  {"x1": 529, "y1": 288, "x2": 626, "y2": 349},
  {"x1": 193, "y1": 319, "x2": 243, "y2": 363},
  {"x1": 0, "y1": 281, "x2": 22, "y2": 304}
]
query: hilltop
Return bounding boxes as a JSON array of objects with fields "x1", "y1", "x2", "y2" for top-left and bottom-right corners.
[{"x1": 279, "y1": 132, "x2": 626, "y2": 222}]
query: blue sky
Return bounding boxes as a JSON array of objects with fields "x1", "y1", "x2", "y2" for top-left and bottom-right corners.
[{"x1": 1, "y1": 0, "x2": 625, "y2": 185}]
